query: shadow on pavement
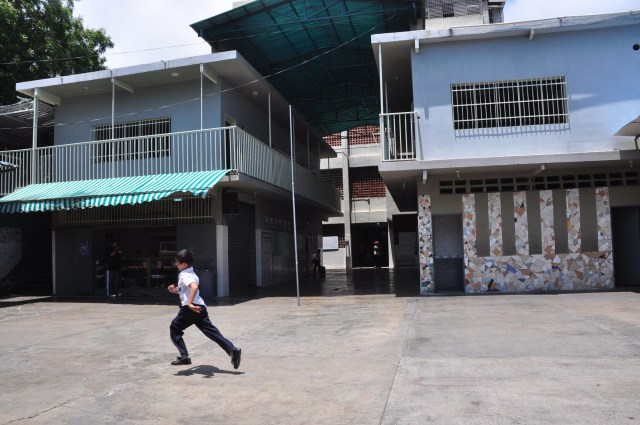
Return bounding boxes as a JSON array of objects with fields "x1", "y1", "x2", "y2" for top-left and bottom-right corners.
[{"x1": 250, "y1": 267, "x2": 420, "y2": 298}]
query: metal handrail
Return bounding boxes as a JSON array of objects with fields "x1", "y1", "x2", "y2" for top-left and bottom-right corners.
[
  {"x1": 380, "y1": 111, "x2": 420, "y2": 161},
  {"x1": 0, "y1": 127, "x2": 341, "y2": 211}
]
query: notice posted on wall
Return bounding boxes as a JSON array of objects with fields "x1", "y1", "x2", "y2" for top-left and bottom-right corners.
[{"x1": 323, "y1": 236, "x2": 339, "y2": 251}]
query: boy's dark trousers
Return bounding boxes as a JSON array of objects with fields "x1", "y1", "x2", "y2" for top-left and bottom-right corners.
[{"x1": 170, "y1": 304, "x2": 235, "y2": 359}]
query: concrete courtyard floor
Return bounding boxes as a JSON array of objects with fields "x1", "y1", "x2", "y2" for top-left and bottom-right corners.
[{"x1": 1, "y1": 287, "x2": 640, "y2": 424}]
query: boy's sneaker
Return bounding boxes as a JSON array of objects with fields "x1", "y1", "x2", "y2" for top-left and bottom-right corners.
[
  {"x1": 231, "y1": 348, "x2": 241, "y2": 369},
  {"x1": 171, "y1": 357, "x2": 192, "y2": 366}
]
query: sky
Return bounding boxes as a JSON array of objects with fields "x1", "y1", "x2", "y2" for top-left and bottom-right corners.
[{"x1": 73, "y1": 0, "x2": 640, "y2": 69}]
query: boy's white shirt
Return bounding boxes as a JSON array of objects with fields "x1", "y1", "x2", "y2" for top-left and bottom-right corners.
[{"x1": 177, "y1": 267, "x2": 205, "y2": 307}]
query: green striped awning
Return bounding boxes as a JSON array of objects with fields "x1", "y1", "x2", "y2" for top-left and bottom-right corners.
[{"x1": 0, "y1": 170, "x2": 230, "y2": 213}]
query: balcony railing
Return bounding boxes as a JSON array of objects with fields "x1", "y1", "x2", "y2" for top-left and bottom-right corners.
[
  {"x1": 380, "y1": 112, "x2": 420, "y2": 161},
  {"x1": 0, "y1": 127, "x2": 341, "y2": 211}
]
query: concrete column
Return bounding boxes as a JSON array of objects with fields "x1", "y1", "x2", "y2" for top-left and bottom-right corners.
[
  {"x1": 540, "y1": 190, "x2": 555, "y2": 255},
  {"x1": 513, "y1": 192, "x2": 529, "y2": 255},
  {"x1": 462, "y1": 193, "x2": 477, "y2": 258},
  {"x1": 566, "y1": 189, "x2": 581, "y2": 253},
  {"x1": 212, "y1": 187, "x2": 229, "y2": 297},
  {"x1": 216, "y1": 224, "x2": 229, "y2": 297},
  {"x1": 340, "y1": 131, "x2": 352, "y2": 270},
  {"x1": 418, "y1": 194, "x2": 434, "y2": 294},
  {"x1": 488, "y1": 193, "x2": 502, "y2": 257},
  {"x1": 254, "y1": 199, "x2": 263, "y2": 286},
  {"x1": 596, "y1": 187, "x2": 612, "y2": 252}
]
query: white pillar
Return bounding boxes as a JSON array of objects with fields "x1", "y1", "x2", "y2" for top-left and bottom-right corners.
[
  {"x1": 216, "y1": 224, "x2": 229, "y2": 297},
  {"x1": 31, "y1": 95, "x2": 38, "y2": 183}
]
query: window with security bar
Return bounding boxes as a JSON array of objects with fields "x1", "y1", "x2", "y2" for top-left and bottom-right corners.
[
  {"x1": 451, "y1": 76, "x2": 568, "y2": 131},
  {"x1": 91, "y1": 117, "x2": 171, "y2": 162},
  {"x1": 56, "y1": 197, "x2": 213, "y2": 227}
]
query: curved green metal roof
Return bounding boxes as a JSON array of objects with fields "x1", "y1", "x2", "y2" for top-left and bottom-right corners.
[{"x1": 191, "y1": 0, "x2": 419, "y2": 136}]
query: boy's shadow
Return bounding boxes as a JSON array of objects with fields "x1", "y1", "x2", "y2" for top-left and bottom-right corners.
[{"x1": 174, "y1": 365, "x2": 244, "y2": 378}]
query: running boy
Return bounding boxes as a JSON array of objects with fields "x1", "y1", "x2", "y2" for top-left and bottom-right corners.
[{"x1": 168, "y1": 249, "x2": 241, "y2": 368}]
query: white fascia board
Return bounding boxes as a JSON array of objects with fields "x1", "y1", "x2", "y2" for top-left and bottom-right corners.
[
  {"x1": 379, "y1": 150, "x2": 640, "y2": 174},
  {"x1": 372, "y1": 10, "x2": 640, "y2": 46},
  {"x1": 15, "y1": 51, "x2": 242, "y2": 93},
  {"x1": 16, "y1": 77, "x2": 62, "y2": 97}
]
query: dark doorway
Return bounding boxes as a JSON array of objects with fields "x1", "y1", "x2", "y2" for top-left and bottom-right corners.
[
  {"x1": 351, "y1": 222, "x2": 388, "y2": 268},
  {"x1": 611, "y1": 207, "x2": 640, "y2": 287},
  {"x1": 392, "y1": 214, "x2": 418, "y2": 267},
  {"x1": 228, "y1": 201, "x2": 256, "y2": 295},
  {"x1": 432, "y1": 214, "x2": 464, "y2": 293}
]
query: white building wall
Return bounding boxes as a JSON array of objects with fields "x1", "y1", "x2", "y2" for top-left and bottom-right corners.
[{"x1": 411, "y1": 23, "x2": 640, "y2": 162}]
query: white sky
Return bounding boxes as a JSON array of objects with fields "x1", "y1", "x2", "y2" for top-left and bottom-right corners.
[{"x1": 73, "y1": 0, "x2": 640, "y2": 69}]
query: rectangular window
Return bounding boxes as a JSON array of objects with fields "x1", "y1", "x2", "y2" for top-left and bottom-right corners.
[
  {"x1": 451, "y1": 76, "x2": 568, "y2": 131},
  {"x1": 91, "y1": 117, "x2": 171, "y2": 162}
]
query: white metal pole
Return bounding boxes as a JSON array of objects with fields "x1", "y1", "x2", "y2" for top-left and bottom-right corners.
[
  {"x1": 289, "y1": 105, "x2": 300, "y2": 307},
  {"x1": 378, "y1": 43, "x2": 385, "y2": 159},
  {"x1": 111, "y1": 80, "x2": 115, "y2": 139},
  {"x1": 111, "y1": 80, "x2": 116, "y2": 177},
  {"x1": 200, "y1": 66, "x2": 204, "y2": 130},
  {"x1": 31, "y1": 95, "x2": 38, "y2": 183}
]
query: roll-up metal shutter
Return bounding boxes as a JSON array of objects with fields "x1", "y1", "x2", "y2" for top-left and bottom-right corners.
[{"x1": 228, "y1": 201, "x2": 256, "y2": 296}]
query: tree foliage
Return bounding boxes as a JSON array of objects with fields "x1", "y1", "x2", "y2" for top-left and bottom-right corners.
[{"x1": 0, "y1": 0, "x2": 113, "y2": 104}]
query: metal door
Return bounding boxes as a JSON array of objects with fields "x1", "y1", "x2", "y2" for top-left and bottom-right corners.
[
  {"x1": 612, "y1": 207, "x2": 640, "y2": 287},
  {"x1": 432, "y1": 214, "x2": 464, "y2": 292}
]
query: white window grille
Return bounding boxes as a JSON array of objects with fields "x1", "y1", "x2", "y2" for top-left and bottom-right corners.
[
  {"x1": 91, "y1": 117, "x2": 171, "y2": 162},
  {"x1": 451, "y1": 76, "x2": 569, "y2": 131},
  {"x1": 56, "y1": 197, "x2": 213, "y2": 227},
  {"x1": 426, "y1": 0, "x2": 482, "y2": 19}
]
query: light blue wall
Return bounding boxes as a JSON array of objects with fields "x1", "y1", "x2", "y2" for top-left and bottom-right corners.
[
  {"x1": 219, "y1": 80, "x2": 320, "y2": 165},
  {"x1": 53, "y1": 75, "x2": 310, "y2": 165},
  {"x1": 412, "y1": 24, "x2": 640, "y2": 161},
  {"x1": 54, "y1": 79, "x2": 221, "y2": 145}
]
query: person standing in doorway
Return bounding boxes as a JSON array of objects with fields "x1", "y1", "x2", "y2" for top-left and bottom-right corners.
[
  {"x1": 104, "y1": 240, "x2": 123, "y2": 297},
  {"x1": 168, "y1": 249, "x2": 242, "y2": 368},
  {"x1": 373, "y1": 240, "x2": 381, "y2": 269},
  {"x1": 312, "y1": 249, "x2": 321, "y2": 276}
]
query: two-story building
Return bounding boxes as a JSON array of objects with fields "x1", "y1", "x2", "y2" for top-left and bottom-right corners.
[
  {"x1": 3, "y1": 0, "x2": 639, "y2": 297},
  {"x1": 373, "y1": 8, "x2": 640, "y2": 293},
  {"x1": 0, "y1": 52, "x2": 341, "y2": 297}
]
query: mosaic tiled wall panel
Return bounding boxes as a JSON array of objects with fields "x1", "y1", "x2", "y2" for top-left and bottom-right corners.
[
  {"x1": 462, "y1": 194, "x2": 477, "y2": 258},
  {"x1": 596, "y1": 188, "x2": 612, "y2": 252},
  {"x1": 566, "y1": 189, "x2": 582, "y2": 253},
  {"x1": 464, "y1": 252, "x2": 614, "y2": 293},
  {"x1": 488, "y1": 193, "x2": 502, "y2": 256},
  {"x1": 418, "y1": 195, "x2": 434, "y2": 295},
  {"x1": 460, "y1": 189, "x2": 614, "y2": 295},
  {"x1": 513, "y1": 192, "x2": 529, "y2": 255},
  {"x1": 0, "y1": 227, "x2": 22, "y2": 283},
  {"x1": 540, "y1": 190, "x2": 555, "y2": 255}
]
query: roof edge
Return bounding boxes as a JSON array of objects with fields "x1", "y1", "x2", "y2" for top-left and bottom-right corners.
[{"x1": 372, "y1": 9, "x2": 640, "y2": 45}]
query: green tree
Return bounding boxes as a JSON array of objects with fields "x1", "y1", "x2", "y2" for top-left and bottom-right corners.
[{"x1": 0, "y1": 0, "x2": 113, "y2": 104}]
